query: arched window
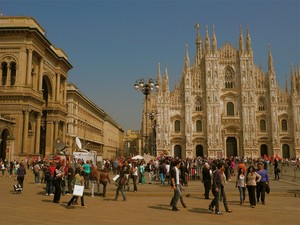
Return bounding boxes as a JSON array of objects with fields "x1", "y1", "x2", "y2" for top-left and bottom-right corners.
[
  {"x1": 10, "y1": 62, "x2": 16, "y2": 85},
  {"x1": 281, "y1": 119, "x2": 287, "y2": 131},
  {"x1": 226, "y1": 102, "x2": 234, "y2": 116},
  {"x1": 258, "y1": 98, "x2": 265, "y2": 111},
  {"x1": 260, "y1": 119, "x2": 266, "y2": 132},
  {"x1": 225, "y1": 67, "x2": 235, "y2": 88},
  {"x1": 1, "y1": 62, "x2": 7, "y2": 85},
  {"x1": 174, "y1": 120, "x2": 180, "y2": 132},
  {"x1": 195, "y1": 98, "x2": 203, "y2": 111},
  {"x1": 196, "y1": 120, "x2": 202, "y2": 132}
]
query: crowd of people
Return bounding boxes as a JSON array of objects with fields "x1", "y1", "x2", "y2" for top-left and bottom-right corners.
[{"x1": 0, "y1": 155, "x2": 298, "y2": 213}]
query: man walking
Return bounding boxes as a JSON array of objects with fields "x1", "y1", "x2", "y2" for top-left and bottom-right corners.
[{"x1": 170, "y1": 160, "x2": 182, "y2": 211}]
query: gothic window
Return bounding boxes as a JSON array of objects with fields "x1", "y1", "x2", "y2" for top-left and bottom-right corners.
[
  {"x1": 258, "y1": 98, "x2": 265, "y2": 111},
  {"x1": 195, "y1": 98, "x2": 203, "y2": 111},
  {"x1": 175, "y1": 120, "x2": 180, "y2": 132},
  {"x1": 196, "y1": 120, "x2": 202, "y2": 132},
  {"x1": 260, "y1": 119, "x2": 266, "y2": 132},
  {"x1": 226, "y1": 102, "x2": 234, "y2": 116},
  {"x1": 225, "y1": 67, "x2": 235, "y2": 88},
  {"x1": 10, "y1": 62, "x2": 16, "y2": 85},
  {"x1": 1, "y1": 62, "x2": 7, "y2": 85},
  {"x1": 281, "y1": 119, "x2": 287, "y2": 131}
]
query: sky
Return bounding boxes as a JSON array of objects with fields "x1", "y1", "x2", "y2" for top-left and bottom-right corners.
[{"x1": 1, "y1": 0, "x2": 299, "y2": 131}]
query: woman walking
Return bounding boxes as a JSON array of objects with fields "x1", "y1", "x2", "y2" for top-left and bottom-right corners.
[
  {"x1": 246, "y1": 166, "x2": 261, "y2": 208},
  {"x1": 67, "y1": 168, "x2": 86, "y2": 208},
  {"x1": 236, "y1": 167, "x2": 246, "y2": 205},
  {"x1": 53, "y1": 164, "x2": 64, "y2": 203}
]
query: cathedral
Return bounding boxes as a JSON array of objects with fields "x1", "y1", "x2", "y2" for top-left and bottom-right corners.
[{"x1": 147, "y1": 25, "x2": 300, "y2": 159}]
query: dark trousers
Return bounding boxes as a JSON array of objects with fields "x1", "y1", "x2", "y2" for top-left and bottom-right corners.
[
  {"x1": 100, "y1": 180, "x2": 108, "y2": 196},
  {"x1": 68, "y1": 195, "x2": 84, "y2": 206},
  {"x1": 256, "y1": 181, "x2": 266, "y2": 203},
  {"x1": 203, "y1": 180, "x2": 211, "y2": 199},
  {"x1": 115, "y1": 184, "x2": 126, "y2": 200},
  {"x1": 53, "y1": 179, "x2": 61, "y2": 203},
  {"x1": 247, "y1": 185, "x2": 256, "y2": 206},
  {"x1": 46, "y1": 178, "x2": 53, "y2": 194},
  {"x1": 132, "y1": 175, "x2": 138, "y2": 191},
  {"x1": 17, "y1": 176, "x2": 24, "y2": 188},
  {"x1": 210, "y1": 188, "x2": 220, "y2": 212}
]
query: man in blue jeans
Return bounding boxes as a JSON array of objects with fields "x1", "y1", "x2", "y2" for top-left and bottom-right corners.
[{"x1": 170, "y1": 160, "x2": 182, "y2": 211}]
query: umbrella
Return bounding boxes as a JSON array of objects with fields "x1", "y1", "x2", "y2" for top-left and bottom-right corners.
[{"x1": 132, "y1": 155, "x2": 143, "y2": 160}]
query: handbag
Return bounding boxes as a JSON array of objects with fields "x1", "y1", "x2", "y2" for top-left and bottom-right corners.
[
  {"x1": 266, "y1": 184, "x2": 270, "y2": 194},
  {"x1": 73, "y1": 185, "x2": 84, "y2": 196}
]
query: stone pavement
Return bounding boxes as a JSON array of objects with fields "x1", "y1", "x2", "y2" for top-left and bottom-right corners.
[{"x1": 0, "y1": 169, "x2": 299, "y2": 225}]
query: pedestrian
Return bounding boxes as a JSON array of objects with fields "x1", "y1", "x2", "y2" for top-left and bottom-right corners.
[
  {"x1": 131, "y1": 162, "x2": 138, "y2": 192},
  {"x1": 170, "y1": 159, "x2": 182, "y2": 211},
  {"x1": 99, "y1": 166, "x2": 111, "y2": 197},
  {"x1": 53, "y1": 164, "x2": 64, "y2": 203},
  {"x1": 274, "y1": 159, "x2": 280, "y2": 180},
  {"x1": 246, "y1": 165, "x2": 261, "y2": 208},
  {"x1": 114, "y1": 161, "x2": 127, "y2": 201},
  {"x1": 159, "y1": 160, "x2": 166, "y2": 186},
  {"x1": 17, "y1": 162, "x2": 26, "y2": 188},
  {"x1": 1, "y1": 161, "x2": 6, "y2": 176},
  {"x1": 90, "y1": 165, "x2": 99, "y2": 197},
  {"x1": 67, "y1": 168, "x2": 86, "y2": 208},
  {"x1": 236, "y1": 167, "x2": 246, "y2": 205},
  {"x1": 202, "y1": 162, "x2": 212, "y2": 199},
  {"x1": 256, "y1": 162, "x2": 269, "y2": 205},
  {"x1": 209, "y1": 163, "x2": 232, "y2": 215},
  {"x1": 82, "y1": 160, "x2": 91, "y2": 189},
  {"x1": 67, "y1": 163, "x2": 74, "y2": 194}
]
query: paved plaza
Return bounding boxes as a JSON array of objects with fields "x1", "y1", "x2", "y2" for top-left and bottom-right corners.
[{"x1": 0, "y1": 167, "x2": 299, "y2": 225}]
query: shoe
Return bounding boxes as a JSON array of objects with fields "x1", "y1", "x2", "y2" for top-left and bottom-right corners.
[
  {"x1": 209, "y1": 205, "x2": 214, "y2": 212},
  {"x1": 45, "y1": 193, "x2": 49, "y2": 196},
  {"x1": 226, "y1": 209, "x2": 232, "y2": 213},
  {"x1": 81, "y1": 206, "x2": 87, "y2": 208},
  {"x1": 50, "y1": 193, "x2": 54, "y2": 196},
  {"x1": 182, "y1": 204, "x2": 187, "y2": 208},
  {"x1": 172, "y1": 207, "x2": 179, "y2": 211},
  {"x1": 250, "y1": 205, "x2": 255, "y2": 208},
  {"x1": 66, "y1": 205, "x2": 72, "y2": 209},
  {"x1": 262, "y1": 202, "x2": 266, "y2": 205},
  {"x1": 215, "y1": 211, "x2": 223, "y2": 215},
  {"x1": 91, "y1": 195, "x2": 94, "y2": 197}
]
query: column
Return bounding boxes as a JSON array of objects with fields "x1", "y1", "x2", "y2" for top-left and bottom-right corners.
[
  {"x1": 38, "y1": 58, "x2": 44, "y2": 91},
  {"x1": 0, "y1": 66, "x2": 2, "y2": 86},
  {"x1": 62, "y1": 123, "x2": 66, "y2": 143},
  {"x1": 56, "y1": 74, "x2": 60, "y2": 101},
  {"x1": 26, "y1": 49, "x2": 33, "y2": 85},
  {"x1": 54, "y1": 120, "x2": 59, "y2": 142},
  {"x1": 6, "y1": 64, "x2": 11, "y2": 86},
  {"x1": 64, "y1": 81, "x2": 67, "y2": 105},
  {"x1": 35, "y1": 113, "x2": 41, "y2": 154},
  {"x1": 45, "y1": 120, "x2": 54, "y2": 155},
  {"x1": 22, "y1": 109, "x2": 30, "y2": 154}
]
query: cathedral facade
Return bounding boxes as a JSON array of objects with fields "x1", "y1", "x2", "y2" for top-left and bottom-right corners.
[{"x1": 150, "y1": 25, "x2": 300, "y2": 159}]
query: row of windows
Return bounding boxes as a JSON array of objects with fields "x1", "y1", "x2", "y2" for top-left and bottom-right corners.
[
  {"x1": 195, "y1": 99, "x2": 268, "y2": 113},
  {"x1": 174, "y1": 119, "x2": 288, "y2": 133},
  {"x1": 1, "y1": 62, "x2": 17, "y2": 85}
]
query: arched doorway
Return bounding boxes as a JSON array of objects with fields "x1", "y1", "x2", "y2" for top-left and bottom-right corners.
[
  {"x1": 0, "y1": 129, "x2": 9, "y2": 161},
  {"x1": 226, "y1": 137, "x2": 237, "y2": 158},
  {"x1": 196, "y1": 145, "x2": 204, "y2": 157},
  {"x1": 174, "y1": 145, "x2": 182, "y2": 159},
  {"x1": 282, "y1": 144, "x2": 290, "y2": 159},
  {"x1": 260, "y1": 144, "x2": 268, "y2": 157}
]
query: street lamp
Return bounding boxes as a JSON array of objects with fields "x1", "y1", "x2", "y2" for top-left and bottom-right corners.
[
  {"x1": 134, "y1": 78, "x2": 159, "y2": 155},
  {"x1": 149, "y1": 111, "x2": 159, "y2": 156}
]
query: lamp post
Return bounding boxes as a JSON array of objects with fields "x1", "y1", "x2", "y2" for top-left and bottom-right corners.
[
  {"x1": 134, "y1": 78, "x2": 159, "y2": 155},
  {"x1": 149, "y1": 111, "x2": 159, "y2": 156}
]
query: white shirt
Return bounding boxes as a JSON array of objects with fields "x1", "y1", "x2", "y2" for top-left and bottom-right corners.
[{"x1": 175, "y1": 167, "x2": 180, "y2": 185}]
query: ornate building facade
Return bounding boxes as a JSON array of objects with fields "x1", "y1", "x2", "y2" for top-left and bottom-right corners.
[
  {"x1": 148, "y1": 25, "x2": 300, "y2": 159},
  {"x1": 66, "y1": 84, "x2": 124, "y2": 159},
  {"x1": 0, "y1": 17, "x2": 72, "y2": 161},
  {"x1": 0, "y1": 16, "x2": 124, "y2": 161}
]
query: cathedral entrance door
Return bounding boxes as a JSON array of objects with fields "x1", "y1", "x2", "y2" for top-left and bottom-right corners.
[
  {"x1": 174, "y1": 145, "x2": 182, "y2": 159},
  {"x1": 226, "y1": 137, "x2": 237, "y2": 158},
  {"x1": 282, "y1": 144, "x2": 290, "y2": 159},
  {"x1": 0, "y1": 129, "x2": 8, "y2": 161},
  {"x1": 260, "y1": 144, "x2": 268, "y2": 157},
  {"x1": 196, "y1": 145, "x2": 204, "y2": 157}
]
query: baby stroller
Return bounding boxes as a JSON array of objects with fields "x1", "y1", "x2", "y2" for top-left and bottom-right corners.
[{"x1": 13, "y1": 184, "x2": 22, "y2": 194}]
